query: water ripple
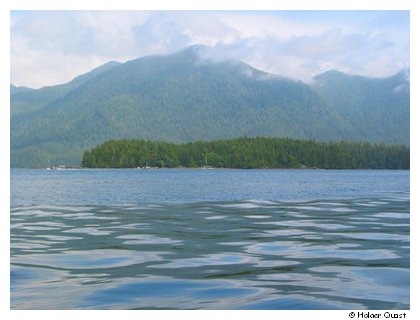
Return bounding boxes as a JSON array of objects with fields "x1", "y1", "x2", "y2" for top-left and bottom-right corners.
[{"x1": 11, "y1": 196, "x2": 409, "y2": 309}]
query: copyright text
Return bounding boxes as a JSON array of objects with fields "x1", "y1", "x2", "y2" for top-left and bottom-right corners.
[{"x1": 349, "y1": 312, "x2": 407, "y2": 319}]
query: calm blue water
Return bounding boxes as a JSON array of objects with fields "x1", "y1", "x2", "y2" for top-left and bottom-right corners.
[{"x1": 10, "y1": 169, "x2": 409, "y2": 309}]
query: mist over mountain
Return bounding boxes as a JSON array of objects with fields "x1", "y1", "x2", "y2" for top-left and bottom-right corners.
[{"x1": 10, "y1": 46, "x2": 409, "y2": 167}]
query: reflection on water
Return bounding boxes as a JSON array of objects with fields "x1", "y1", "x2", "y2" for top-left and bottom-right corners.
[{"x1": 11, "y1": 196, "x2": 409, "y2": 309}]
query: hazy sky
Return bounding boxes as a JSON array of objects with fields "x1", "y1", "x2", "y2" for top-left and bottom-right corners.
[{"x1": 10, "y1": 10, "x2": 409, "y2": 88}]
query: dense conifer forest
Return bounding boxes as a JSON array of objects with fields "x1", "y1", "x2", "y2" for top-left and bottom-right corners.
[{"x1": 82, "y1": 137, "x2": 409, "y2": 169}]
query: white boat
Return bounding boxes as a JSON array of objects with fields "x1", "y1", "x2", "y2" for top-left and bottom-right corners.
[
  {"x1": 46, "y1": 165, "x2": 65, "y2": 170},
  {"x1": 201, "y1": 156, "x2": 214, "y2": 169}
]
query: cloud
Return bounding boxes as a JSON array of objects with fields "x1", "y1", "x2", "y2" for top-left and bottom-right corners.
[
  {"x1": 11, "y1": 11, "x2": 152, "y2": 87},
  {"x1": 10, "y1": 10, "x2": 409, "y2": 88},
  {"x1": 217, "y1": 11, "x2": 333, "y2": 39}
]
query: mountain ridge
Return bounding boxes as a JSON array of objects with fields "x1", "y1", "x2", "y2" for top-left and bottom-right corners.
[
  {"x1": 10, "y1": 46, "x2": 409, "y2": 167},
  {"x1": 10, "y1": 61, "x2": 121, "y2": 117}
]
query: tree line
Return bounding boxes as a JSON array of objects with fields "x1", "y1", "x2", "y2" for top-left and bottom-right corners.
[{"x1": 81, "y1": 137, "x2": 409, "y2": 169}]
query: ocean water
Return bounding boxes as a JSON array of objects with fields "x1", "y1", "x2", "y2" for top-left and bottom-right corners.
[{"x1": 10, "y1": 169, "x2": 409, "y2": 309}]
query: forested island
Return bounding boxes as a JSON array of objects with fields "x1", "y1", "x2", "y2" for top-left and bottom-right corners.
[{"x1": 81, "y1": 137, "x2": 409, "y2": 169}]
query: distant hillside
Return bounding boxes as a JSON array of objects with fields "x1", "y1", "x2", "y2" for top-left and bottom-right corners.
[
  {"x1": 312, "y1": 69, "x2": 409, "y2": 146},
  {"x1": 10, "y1": 61, "x2": 120, "y2": 117},
  {"x1": 10, "y1": 84, "x2": 33, "y2": 95},
  {"x1": 10, "y1": 46, "x2": 409, "y2": 167}
]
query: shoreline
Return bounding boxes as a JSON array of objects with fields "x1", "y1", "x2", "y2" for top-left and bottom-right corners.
[{"x1": 15, "y1": 167, "x2": 409, "y2": 171}]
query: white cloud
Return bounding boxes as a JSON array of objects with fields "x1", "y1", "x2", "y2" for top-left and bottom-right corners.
[
  {"x1": 10, "y1": 10, "x2": 409, "y2": 88},
  {"x1": 173, "y1": 12, "x2": 241, "y2": 45},
  {"x1": 217, "y1": 12, "x2": 332, "y2": 39}
]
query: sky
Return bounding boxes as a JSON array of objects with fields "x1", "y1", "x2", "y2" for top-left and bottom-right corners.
[
  {"x1": 10, "y1": 10, "x2": 410, "y2": 88},
  {"x1": 2, "y1": 4, "x2": 419, "y2": 320}
]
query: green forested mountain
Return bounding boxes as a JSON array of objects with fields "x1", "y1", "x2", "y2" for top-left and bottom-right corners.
[
  {"x1": 82, "y1": 137, "x2": 409, "y2": 170},
  {"x1": 10, "y1": 61, "x2": 120, "y2": 117},
  {"x1": 312, "y1": 69, "x2": 409, "y2": 146},
  {"x1": 10, "y1": 46, "x2": 409, "y2": 167},
  {"x1": 10, "y1": 84, "x2": 33, "y2": 95}
]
